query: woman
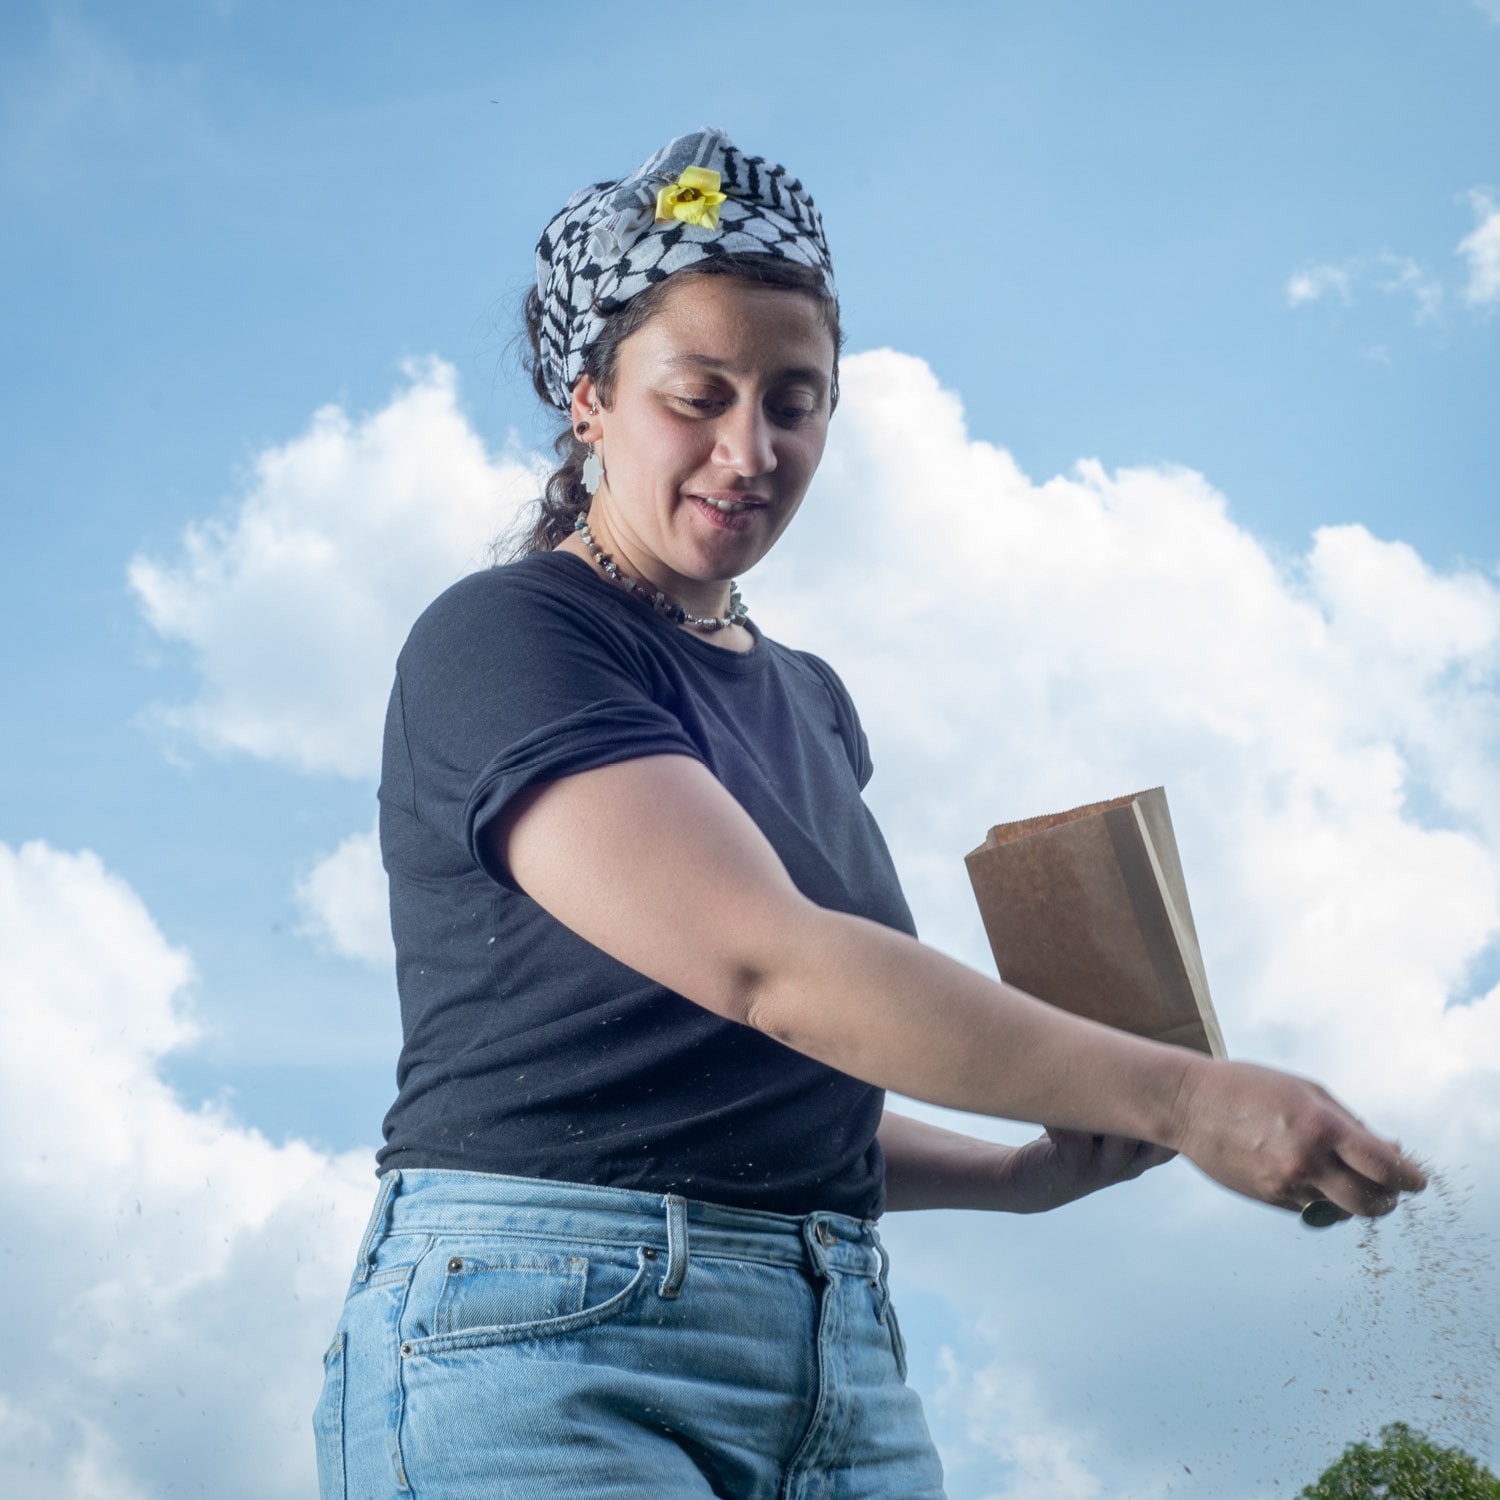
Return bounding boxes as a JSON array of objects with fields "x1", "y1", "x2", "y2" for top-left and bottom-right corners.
[{"x1": 313, "y1": 128, "x2": 1424, "y2": 1499}]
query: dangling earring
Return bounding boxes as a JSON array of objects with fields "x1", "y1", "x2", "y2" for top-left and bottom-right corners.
[
  {"x1": 581, "y1": 443, "x2": 605, "y2": 496},
  {"x1": 576, "y1": 395, "x2": 605, "y2": 494}
]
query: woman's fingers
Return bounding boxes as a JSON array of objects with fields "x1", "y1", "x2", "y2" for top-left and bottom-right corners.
[
  {"x1": 1043, "y1": 1129, "x2": 1177, "y2": 1184},
  {"x1": 1095, "y1": 1134, "x2": 1164, "y2": 1179},
  {"x1": 1103, "y1": 1138, "x2": 1177, "y2": 1184},
  {"x1": 1291, "y1": 1139, "x2": 1421, "y2": 1222},
  {"x1": 1333, "y1": 1131, "x2": 1428, "y2": 1197},
  {"x1": 1133, "y1": 1141, "x2": 1179, "y2": 1172},
  {"x1": 1279, "y1": 1168, "x2": 1399, "y2": 1222},
  {"x1": 1280, "y1": 1123, "x2": 1424, "y2": 1222}
]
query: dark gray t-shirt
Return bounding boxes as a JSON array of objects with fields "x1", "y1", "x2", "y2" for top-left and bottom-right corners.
[{"x1": 375, "y1": 549, "x2": 916, "y2": 1219}]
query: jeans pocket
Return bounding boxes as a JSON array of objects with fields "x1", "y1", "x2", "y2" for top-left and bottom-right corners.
[
  {"x1": 433, "y1": 1247, "x2": 588, "y2": 1333},
  {"x1": 399, "y1": 1243, "x2": 655, "y2": 1357},
  {"x1": 311, "y1": 1329, "x2": 346, "y2": 1500}
]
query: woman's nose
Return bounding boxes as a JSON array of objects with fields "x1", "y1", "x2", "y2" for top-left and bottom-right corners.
[{"x1": 714, "y1": 405, "x2": 776, "y2": 477}]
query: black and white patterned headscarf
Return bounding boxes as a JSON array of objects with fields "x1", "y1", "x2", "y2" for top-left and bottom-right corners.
[{"x1": 533, "y1": 126, "x2": 836, "y2": 411}]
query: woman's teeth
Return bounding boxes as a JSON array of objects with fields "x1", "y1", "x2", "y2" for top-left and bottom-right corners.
[{"x1": 700, "y1": 497, "x2": 758, "y2": 513}]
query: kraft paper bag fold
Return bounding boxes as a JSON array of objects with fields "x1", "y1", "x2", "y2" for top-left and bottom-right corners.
[{"x1": 964, "y1": 787, "x2": 1226, "y2": 1057}]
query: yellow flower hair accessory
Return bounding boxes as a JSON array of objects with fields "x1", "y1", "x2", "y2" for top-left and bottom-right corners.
[
  {"x1": 534, "y1": 127, "x2": 835, "y2": 409},
  {"x1": 655, "y1": 166, "x2": 726, "y2": 230}
]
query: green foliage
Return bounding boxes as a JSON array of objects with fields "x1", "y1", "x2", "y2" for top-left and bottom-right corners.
[{"x1": 1300, "y1": 1423, "x2": 1500, "y2": 1499}]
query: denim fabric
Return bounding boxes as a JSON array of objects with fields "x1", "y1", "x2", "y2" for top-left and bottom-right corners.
[{"x1": 313, "y1": 1169, "x2": 946, "y2": 1499}]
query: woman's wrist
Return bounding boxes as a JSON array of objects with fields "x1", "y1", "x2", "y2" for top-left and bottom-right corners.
[
  {"x1": 878, "y1": 1110, "x2": 1017, "y2": 1212},
  {"x1": 1136, "y1": 1040, "x2": 1206, "y2": 1154}
]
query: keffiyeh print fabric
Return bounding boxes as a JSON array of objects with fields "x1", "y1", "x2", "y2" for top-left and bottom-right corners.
[{"x1": 533, "y1": 126, "x2": 836, "y2": 411}]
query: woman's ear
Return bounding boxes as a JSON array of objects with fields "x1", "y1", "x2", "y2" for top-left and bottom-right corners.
[{"x1": 569, "y1": 376, "x2": 601, "y2": 436}]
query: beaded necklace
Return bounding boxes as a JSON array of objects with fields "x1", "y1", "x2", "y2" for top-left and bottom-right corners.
[{"x1": 573, "y1": 513, "x2": 748, "y2": 632}]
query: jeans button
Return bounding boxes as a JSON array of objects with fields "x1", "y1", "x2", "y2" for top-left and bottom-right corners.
[{"x1": 815, "y1": 1223, "x2": 838, "y2": 1247}]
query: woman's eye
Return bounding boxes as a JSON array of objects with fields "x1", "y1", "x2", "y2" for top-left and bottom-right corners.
[{"x1": 670, "y1": 392, "x2": 818, "y2": 422}]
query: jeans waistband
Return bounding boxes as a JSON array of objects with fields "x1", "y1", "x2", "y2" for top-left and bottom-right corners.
[{"x1": 353, "y1": 1168, "x2": 885, "y2": 1286}]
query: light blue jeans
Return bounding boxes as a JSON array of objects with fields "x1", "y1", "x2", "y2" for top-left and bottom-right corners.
[{"x1": 313, "y1": 1168, "x2": 946, "y2": 1499}]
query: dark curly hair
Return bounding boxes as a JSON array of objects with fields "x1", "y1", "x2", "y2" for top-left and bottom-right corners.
[{"x1": 508, "y1": 255, "x2": 843, "y2": 558}]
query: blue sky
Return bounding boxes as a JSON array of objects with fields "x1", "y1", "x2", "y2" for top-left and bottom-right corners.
[{"x1": 3, "y1": 3, "x2": 1499, "y2": 1496}]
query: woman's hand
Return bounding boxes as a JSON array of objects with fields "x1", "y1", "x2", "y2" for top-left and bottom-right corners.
[
  {"x1": 1166, "y1": 1057, "x2": 1426, "y2": 1221},
  {"x1": 995, "y1": 1129, "x2": 1177, "y2": 1215}
]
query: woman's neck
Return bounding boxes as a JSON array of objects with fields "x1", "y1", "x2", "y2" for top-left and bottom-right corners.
[{"x1": 556, "y1": 520, "x2": 755, "y2": 653}]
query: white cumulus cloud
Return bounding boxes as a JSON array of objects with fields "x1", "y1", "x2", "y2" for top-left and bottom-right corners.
[
  {"x1": 296, "y1": 822, "x2": 394, "y2": 966},
  {"x1": 1459, "y1": 189, "x2": 1500, "y2": 308},
  {"x1": 130, "y1": 357, "x2": 541, "y2": 779},
  {"x1": 0, "y1": 839, "x2": 374, "y2": 1500}
]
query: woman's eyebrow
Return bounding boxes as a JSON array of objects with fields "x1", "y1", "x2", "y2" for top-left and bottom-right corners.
[{"x1": 663, "y1": 353, "x2": 828, "y2": 383}]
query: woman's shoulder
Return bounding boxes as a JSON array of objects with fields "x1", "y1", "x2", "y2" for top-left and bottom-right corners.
[
  {"x1": 416, "y1": 550, "x2": 596, "y2": 618},
  {"x1": 401, "y1": 552, "x2": 610, "y2": 660}
]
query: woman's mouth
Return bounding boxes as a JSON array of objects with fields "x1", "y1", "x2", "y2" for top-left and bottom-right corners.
[{"x1": 689, "y1": 494, "x2": 767, "y2": 530}]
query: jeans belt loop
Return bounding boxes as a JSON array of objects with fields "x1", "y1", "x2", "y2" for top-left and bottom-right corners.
[
  {"x1": 354, "y1": 1169, "x2": 401, "y2": 1284},
  {"x1": 658, "y1": 1194, "x2": 689, "y2": 1299},
  {"x1": 801, "y1": 1216, "x2": 832, "y2": 1278}
]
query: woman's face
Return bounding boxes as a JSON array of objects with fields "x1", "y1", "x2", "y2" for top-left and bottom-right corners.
[{"x1": 572, "y1": 274, "x2": 836, "y2": 599}]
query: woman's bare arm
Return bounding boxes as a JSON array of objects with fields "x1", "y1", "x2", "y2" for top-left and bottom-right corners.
[
  {"x1": 877, "y1": 1109, "x2": 1175, "y2": 1213},
  {"x1": 499, "y1": 754, "x2": 1424, "y2": 1217}
]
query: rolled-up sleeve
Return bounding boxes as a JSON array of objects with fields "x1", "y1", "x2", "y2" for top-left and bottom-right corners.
[{"x1": 389, "y1": 567, "x2": 704, "y2": 891}]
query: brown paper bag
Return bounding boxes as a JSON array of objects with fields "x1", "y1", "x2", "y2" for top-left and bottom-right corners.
[{"x1": 964, "y1": 787, "x2": 1226, "y2": 1057}]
